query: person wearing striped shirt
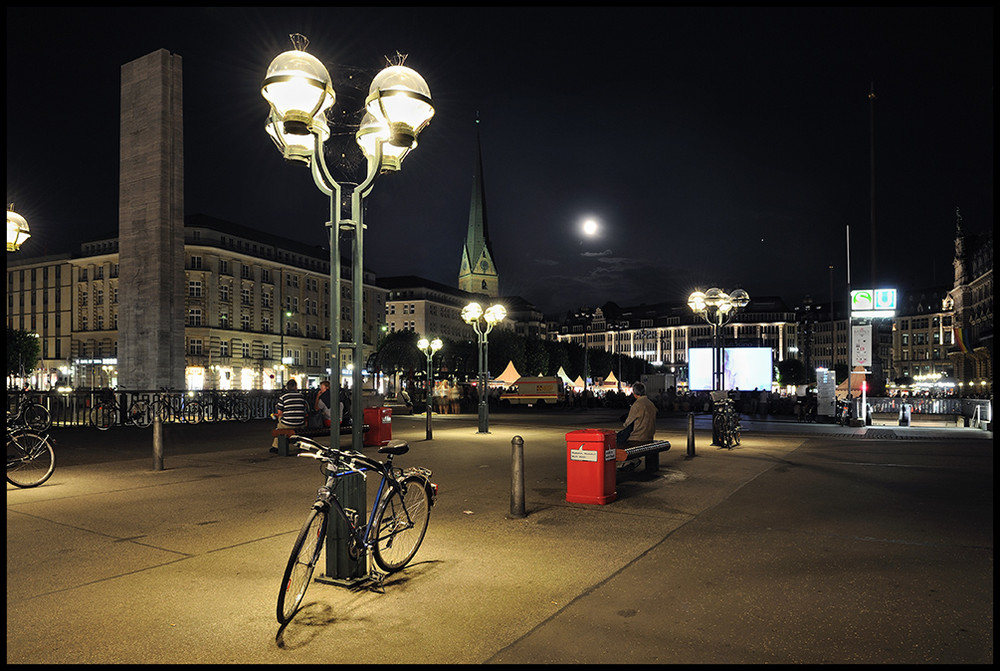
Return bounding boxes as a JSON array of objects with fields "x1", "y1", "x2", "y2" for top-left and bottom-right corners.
[{"x1": 272, "y1": 379, "x2": 309, "y2": 447}]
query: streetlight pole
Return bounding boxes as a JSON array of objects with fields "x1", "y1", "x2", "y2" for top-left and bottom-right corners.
[
  {"x1": 688, "y1": 287, "x2": 750, "y2": 445},
  {"x1": 417, "y1": 337, "x2": 442, "y2": 440},
  {"x1": 262, "y1": 35, "x2": 433, "y2": 453},
  {"x1": 462, "y1": 302, "x2": 506, "y2": 433}
]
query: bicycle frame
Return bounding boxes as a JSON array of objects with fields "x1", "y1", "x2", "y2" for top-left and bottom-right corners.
[{"x1": 316, "y1": 447, "x2": 422, "y2": 561}]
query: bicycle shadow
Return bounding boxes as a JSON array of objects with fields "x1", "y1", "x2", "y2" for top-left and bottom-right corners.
[{"x1": 274, "y1": 559, "x2": 443, "y2": 648}]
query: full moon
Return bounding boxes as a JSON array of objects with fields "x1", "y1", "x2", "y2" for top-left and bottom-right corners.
[{"x1": 582, "y1": 218, "x2": 599, "y2": 236}]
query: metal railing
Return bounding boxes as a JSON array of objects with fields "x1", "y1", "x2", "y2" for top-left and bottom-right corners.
[{"x1": 6, "y1": 389, "x2": 286, "y2": 428}]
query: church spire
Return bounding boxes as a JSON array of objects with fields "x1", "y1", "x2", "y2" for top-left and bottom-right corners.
[{"x1": 459, "y1": 115, "x2": 499, "y2": 296}]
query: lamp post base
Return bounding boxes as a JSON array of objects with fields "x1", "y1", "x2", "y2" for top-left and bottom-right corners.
[{"x1": 478, "y1": 403, "x2": 490, "y2": 434}]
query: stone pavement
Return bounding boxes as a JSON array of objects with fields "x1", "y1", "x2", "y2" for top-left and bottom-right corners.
[{"x1": 6, "y1": 409, "x2": 993, "y2": 664}]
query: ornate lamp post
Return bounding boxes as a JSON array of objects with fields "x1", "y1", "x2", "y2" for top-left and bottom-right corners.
[
  {"x1": 7, "y1": 205, "x2": 31, "y2": 252},
  {"x1": 462, "y1": 302, "x2": 506, "y2": 433},
  {"x1": 261, "y1": 35, "x2": 432, "y2": 452},
  {"x1": 688, "y1": 287, "x2": 749, "y2": 443},
  {"x1": 417, "y1": 337, "x2": 442, "y2": 440}
]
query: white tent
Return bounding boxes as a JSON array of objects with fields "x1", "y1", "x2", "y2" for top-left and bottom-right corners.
[
  {"x1": 600, "y1": 370, "x2": 620, "y2": 390},
  {"x1": 555, "y1": 366, "x2": 574, "y2": 387},
  {"x1": 496, "y1": 360, "x2": 522, "y2": 387},
  {"x1": 572, "y1": 375, "x2": 586, "y2": 390}
]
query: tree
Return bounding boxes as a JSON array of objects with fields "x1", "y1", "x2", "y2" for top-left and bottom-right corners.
[
  {"x1": 7, "y1": 328, "x2": 40, "y2": 379},
  {"x1": 776, "y1": 358, "x2": 808, "y2": 386}
]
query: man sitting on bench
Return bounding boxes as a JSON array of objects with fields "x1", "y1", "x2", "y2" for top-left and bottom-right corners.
[
  {"x1": 617, "y1": 381, "x2": 657, "y2": 471},
  {"x1": 271, "y1": 379, "x2": 309, "y2": 449}
]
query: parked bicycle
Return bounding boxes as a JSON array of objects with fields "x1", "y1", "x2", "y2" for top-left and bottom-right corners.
[
  {"x1": 836, "y1": 398, "x2": 853, "y2": 426},
  {"x1": 7, "y1": 413, "x2": 56, "y2": 488},
  {"x1": 712, "y1": 397, "x2": 742, "y2": 449},
  {"x1": 201, "y1": 393, "x2": 251, "y2": 422},
  {"x1": 9, "y1": 395, "x2": 51, "y2": 433},
  {"x1": 90, "y1": 389, "x2": 153, "y2": 430},
  {"x1": 277, "y1": 435, "x2": 437, "y2": 625}
]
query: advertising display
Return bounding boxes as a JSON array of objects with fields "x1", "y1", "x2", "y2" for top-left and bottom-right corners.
[{"x1": 688, "y1": 347, "x2": 773, "y2": 391}]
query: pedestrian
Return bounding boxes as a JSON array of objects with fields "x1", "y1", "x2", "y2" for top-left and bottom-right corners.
[
  {"x1": 315, "y1": 379, "x2": 332, "y2": 428},
  {"x1": 617, "y1": 381, "x2": 660, "y2": 471},
  {"x1": 272, "y1": 379, "x2": 309, "y2": 448},
  {"x1": 758, "y1": 388, "x2": 769, "y2": 418}
]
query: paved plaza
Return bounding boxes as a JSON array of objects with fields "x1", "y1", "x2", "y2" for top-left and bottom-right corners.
[{"x1": 6, "y1": 409, "x2": 993, "y2": 664}]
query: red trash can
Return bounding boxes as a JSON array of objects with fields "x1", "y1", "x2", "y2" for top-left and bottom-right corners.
[
  {"x1": 363, "y1": 406, "x2": 393, "y2": 447},
  {"x1": 565, "y1": 429, "x2": 617, "y2": 504}
]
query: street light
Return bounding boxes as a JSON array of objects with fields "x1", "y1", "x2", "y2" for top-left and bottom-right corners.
[
  {"x1": 262, "y1": 34, "x2": 432, "y2": 453},
  {"x1": 688, "y1": 287, "x2": 749, "y2": 444},
  {"x1": 417, "y1": 337, "x2": 442, "y2": 440},
  {"x1": 462, "y1": 301, "x2": 506, "y2": 433},
  {"x1": 688, "y1": 287, "x2": 749, "y2": 391},
  {"x1": 7, "y1": 205, "x2": 30, "y2": 252}
]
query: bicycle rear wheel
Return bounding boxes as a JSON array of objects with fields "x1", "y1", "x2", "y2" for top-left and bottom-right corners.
[
  {"x1": 6, "y1": 431, "x2": 56, "y2": 488},
  {"x1": 277, "y1": 506, "x2": 328, "y2": 624},
  {"x1": 181, "y1": 401, "x2": 203, "y2": 424},
  {"x1": 23, "y1": 403, "x2": 52, "y2": 432},
  {"x1": 91, "y1": 404, "x2": 116, "y2": 430},
  {"x1": 129, "y1": 400, "x2": 153, "y2": 428},
  {"x1": 372, "y1": 476, "x2": 431, "y2": 573}
]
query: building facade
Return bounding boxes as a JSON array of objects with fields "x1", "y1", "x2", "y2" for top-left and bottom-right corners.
[
  {"x1": 554, "y1": 297, "x2": 800, "y2": 389},
  {"x1": 6, "y1": 215, "x2": 386, "y2": 391}
]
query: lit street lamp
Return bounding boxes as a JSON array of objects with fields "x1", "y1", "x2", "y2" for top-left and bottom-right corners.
[
  {"x1": 7, "y1": 205, "x2": 30, "y2": 252},
  {"x1": 416, "y1": 337, "x2": 442, "y2": 440},
  {"x1": 261, "y1": 34, "x2": 432, "y2": 453},
  {"x1": 462, "y1": 302, "x2": 506, "y2": 433},
  {"x1": 688, "y1": 287, "x2": 749, "y2": 444}
]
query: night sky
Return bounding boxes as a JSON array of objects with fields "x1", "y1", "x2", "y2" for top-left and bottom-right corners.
[{"x1": 6, "y1": 7, "x2": 993, "y2": 316}]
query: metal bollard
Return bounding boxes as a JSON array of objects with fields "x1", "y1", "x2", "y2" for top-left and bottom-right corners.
[
  {"x1": 152, "y1": 416, "x2": 164, "y2": 471},
  {"x1": 510, "y1": 435, "x2": 526, "y2": 518},
  {"x1": 686, "y1": 412, "x2": 696, "y2": 458}
]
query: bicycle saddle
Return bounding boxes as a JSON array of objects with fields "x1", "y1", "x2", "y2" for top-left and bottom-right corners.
[{"x1": 378, "y1": 439, "x2": 409, "y2": 456}]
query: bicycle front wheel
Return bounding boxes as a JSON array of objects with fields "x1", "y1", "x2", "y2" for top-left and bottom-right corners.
[
  {"x1": 372, "y1": 476, "x2": 431, "y2": 573},
  {"x1": 277, "y1": 506, "x2": 328, "y2": 625},
  {"x1": 6, "y1": 431, "x2": 56, "y2": 488}
]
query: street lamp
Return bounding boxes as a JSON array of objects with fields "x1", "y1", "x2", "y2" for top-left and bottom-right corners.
[
  {"x1": 417, "y1": 337, "x2": 442, "y2": 440},
  {"x1": 462, "y1": 301, "x2": 506, "y2": 433},
  {"x1": 688, "y1": 287, "x2": 749, "y2": 444},
  {"x1": 262, "y1": 35, "x2": 432, "y2": 453},
  {"x1": 7, "y1": 205, "x2": 30, "y2": 252}
]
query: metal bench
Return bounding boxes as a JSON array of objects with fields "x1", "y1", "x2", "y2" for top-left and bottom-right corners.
[
  {"x1": 271, "y1": 424, "x2": 369, "y2": 456},
  {"x1": 615, "y1": 439, "x2": 671, "y2": 472}
]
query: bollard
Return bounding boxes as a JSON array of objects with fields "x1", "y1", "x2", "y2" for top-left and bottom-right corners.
[
  {"x1": 317, "y1": 470, "x2": 367, "y2": 587},
  {"x1": 152, "y1": 416, "x2": 164, "y2": 471},
  {"x1": 510, "y1": 435, "x2": 526, "y2": 518},
  {"x1": 686, "y1": 412, "x2": 696, "y2": 458}
]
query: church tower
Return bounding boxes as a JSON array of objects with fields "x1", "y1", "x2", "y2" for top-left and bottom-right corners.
[{"x1": 458, "y1": 119, "x2": 499, "y2": 297}]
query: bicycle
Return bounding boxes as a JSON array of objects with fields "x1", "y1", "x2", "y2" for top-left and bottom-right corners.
[
  {"x1": 277, "y1": 435, "x2": 437, "y2": 625},
  {"x1": 201, "y1": 393, "x2": 251, "y2": 422},
  {"x1": 9, "y1": 396, "x2": 52, "y2": 433},
  {"x1": 6, "y1": 415, "x2": 56, "y2": 488},
  {"x1": 836, "y1": 398, "x2": 853, "y2": 426},
  {"x1": 90, "y1": 389, "x2": 153, "y2": 430},
  {"x1": 712, "y1": 397, "x2": 741, "y2": 449}
]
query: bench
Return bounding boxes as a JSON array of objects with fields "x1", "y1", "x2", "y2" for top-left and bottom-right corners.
[
  {"x1": 271, "y1": 424, "x2": 369, "y2": 456},
  {"x1": 615, "y1": 440, "x2": 672, "y2": 473}
]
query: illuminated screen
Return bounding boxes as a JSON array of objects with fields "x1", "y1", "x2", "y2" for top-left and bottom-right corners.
[{"x1": 687, "y1": 347, "x2": 773, "y2": 391}]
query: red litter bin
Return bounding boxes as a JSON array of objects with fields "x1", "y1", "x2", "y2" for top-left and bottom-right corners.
[
  {"x1": 565, "y1": 429, "x2": 617, "y2": 505},
  {"x1": 363, "y1": 407, "x2": 392, "y2": 447}
]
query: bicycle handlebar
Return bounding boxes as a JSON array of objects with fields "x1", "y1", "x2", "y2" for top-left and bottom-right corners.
[{"x1": 289, "y1": 435, "x2": 384, "y2": 474}]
